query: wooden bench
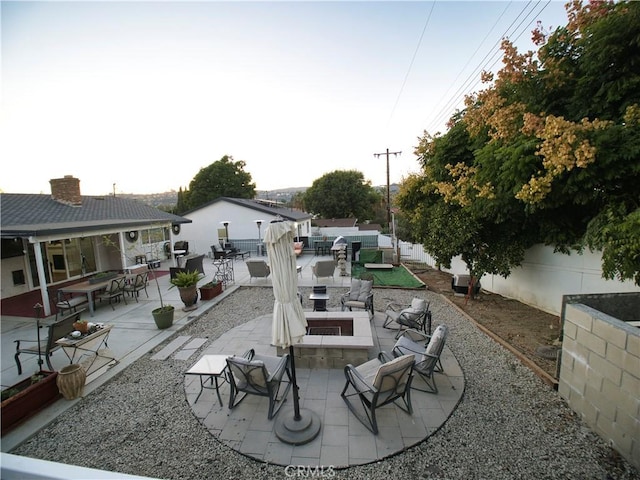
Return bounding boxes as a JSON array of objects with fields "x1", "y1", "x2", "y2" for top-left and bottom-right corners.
[{"x1": 14, "y1": 309, "x2": 85, "y2": 375}]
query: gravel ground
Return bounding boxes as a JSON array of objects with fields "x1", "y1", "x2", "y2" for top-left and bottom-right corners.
[{"x1": 12, "y1": 287, "x2": 639, "y2": 480}]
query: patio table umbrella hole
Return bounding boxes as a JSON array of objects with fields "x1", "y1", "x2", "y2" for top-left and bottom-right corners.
[{"x1": 265, "y1": 219, "x2": 321, "y2": 445}]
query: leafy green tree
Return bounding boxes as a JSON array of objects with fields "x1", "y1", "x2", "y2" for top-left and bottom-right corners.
[
  {"x1": 303, "y1": 170, "x2": 379, "y2": 220},
  {"x1": 404, "y1": 1, "x2": 640, "y2": 285},
  {"x1": 184, "y1": 155, "x2": 256, "y2": 212},
  {"x1": 175, "y1": 187, "x2": 188, "y2": 214}
]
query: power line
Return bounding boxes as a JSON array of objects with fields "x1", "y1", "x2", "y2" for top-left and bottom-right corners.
[
  {"x1": 425, "y1": 0, "x2": 552, "y2": 134},
  {"x1": 424, "y1": 1, "x2": 514, "y2": 133},
  {"x1": 386, "y1": 1, "x2": 436, "y2": 129}
]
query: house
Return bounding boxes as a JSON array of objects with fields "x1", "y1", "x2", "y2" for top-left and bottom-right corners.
[
  {"x1": 0, "y1": 175, "x2": 190, "y2": 316},
  {"x1": 176, "y1": 197, "x2": 313, "y2": 256}
]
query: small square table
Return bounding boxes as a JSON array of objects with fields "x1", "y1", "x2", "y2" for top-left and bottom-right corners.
[
  {"x1": 309, "y1": 292, "x2": 330, "y2": 312},
  {"x1": 185, "y1": 354, "x2": 230, "y2": 405}
]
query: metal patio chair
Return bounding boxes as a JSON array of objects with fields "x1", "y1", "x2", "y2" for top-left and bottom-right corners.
[{"x1": 226, "y1": 349, "x2": 292, "y2": 420}]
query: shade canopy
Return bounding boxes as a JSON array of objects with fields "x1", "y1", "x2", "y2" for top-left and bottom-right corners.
[{"x1": 264, "y1": 220, "x2": 307, "y2": 348}]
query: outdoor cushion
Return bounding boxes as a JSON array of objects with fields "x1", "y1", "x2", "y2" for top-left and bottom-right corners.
[
  {"x1": 348, "y1": 279, "x2": 362, "y2": 301},
  {"x1": 426, "y1": 325, "x2": 447, "y2": 357},
  {"x1": 372, "y1": 354, "x2": 414, "y2": 392},
  {"x1": 399, "y1": 298, "x2": 427, "y2": 322}
]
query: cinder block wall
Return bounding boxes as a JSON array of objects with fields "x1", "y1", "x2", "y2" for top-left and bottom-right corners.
[{"x1": 558, "y1": 301, "x2": 640, "y2": 470}]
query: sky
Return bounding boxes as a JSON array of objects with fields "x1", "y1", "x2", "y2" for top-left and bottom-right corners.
[{"x1": 0, "y1": 0, "x2": 571, "y2": 196}]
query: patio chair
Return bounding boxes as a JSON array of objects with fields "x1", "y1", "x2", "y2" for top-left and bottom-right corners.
[
  {"x1": 14, "y1": 309, "x2": 83, "y2": 374},
  {"x1": 392, "y1": 325, "x2": 449, "y2": 393},
  {"x1": 226, "y1": 349, "x2": 292, "y2": 420},
  {"x1": 124, "y1": 272, "x2": 149, "y2": 302},
  {"x1": 383, "y1": 297, "x2": 432, "y2": 337},
  {"x1": 341, "y1": 278, "x2": 374, "y2": 318},
  {"x1": 341, "y1": 352, "x2": 415, "y2": 434},
  {"x1": 211, "y1": 244, "x2": 232, "y2": 259},
  {"x1": 312, "y1": 260, "x2": 336, "y2": 282},
  {"x1": 246, "y1": 259, "x2": 271, "y2": 282},
  {"x1": 96, "y1": 277, "x2": 127, "y2": 310}
]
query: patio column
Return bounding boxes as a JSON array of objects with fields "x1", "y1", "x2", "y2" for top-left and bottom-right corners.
[{"x1": 33, "y1": 240, "x2": 52, "y2": 316}]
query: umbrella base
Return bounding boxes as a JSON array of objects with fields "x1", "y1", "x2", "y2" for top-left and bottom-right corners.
[{"x1": 275, "y1": 408, "x2": 321, "y2": 445}]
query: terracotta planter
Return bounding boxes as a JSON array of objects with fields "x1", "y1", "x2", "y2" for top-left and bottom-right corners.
[
  {"x1": 178, "y1": 285, "x2": 198, "y2": 311},
  {"x1": 199, "y1": 283, "x2": 222, "y2": 300},
  {"x1": 56, "y1": 364, "x2": 86, "y2": 400},
  {"x1": 1, "y1": 371, "x2": 60, "y2": 436}
]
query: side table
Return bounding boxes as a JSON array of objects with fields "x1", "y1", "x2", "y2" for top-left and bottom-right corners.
[{"x1": 186, "y1": 354, "x2": 230, "y2": 405}]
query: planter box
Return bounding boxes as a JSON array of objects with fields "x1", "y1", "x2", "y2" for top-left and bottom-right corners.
[
  {"x1": 200, "y1": 283, "x2": 223, "y2": 300},
  {"x1": 89, "y1": 272, "x2": 118, "y2": 284},
  {"x1": 1, "y1": 371, "x2": 61, "y2": 436}
]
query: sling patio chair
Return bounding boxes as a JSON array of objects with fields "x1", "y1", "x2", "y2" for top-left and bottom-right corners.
[
  {"x1": 312, "y1": 260, "x2": 336, "y2": 282},
  {"x1": 124, "y1": 272, "x2": 149, "y2": 302},
  {"x1": 226, "y1": 349, "x2": 292, "y2": 420},
  {"x1": 341, "y1": 352, "x2": 415, "y2": 434},
  {"x1": 97, "y1": 277, "x2": 127, "y2": 310},
  {"x1": 340, "y1": 278, "x2": 374, "y2": 319},
  {"x1": 245, "y1": 259, "x2": 271, "y2": 282},
  {"x1": 14, "y1": 309, "x2": 84, "y2": 374},
  {"x1": 392, "y1": 325, "x2": 449, "y2": 394},
  {"x1": 383, "y1": 297, "x2": 432, "y2": 337}
]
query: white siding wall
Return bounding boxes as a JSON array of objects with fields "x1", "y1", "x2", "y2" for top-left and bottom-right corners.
[{"x1": 177, "y1": 201, "x2": 311, "y2": 257}]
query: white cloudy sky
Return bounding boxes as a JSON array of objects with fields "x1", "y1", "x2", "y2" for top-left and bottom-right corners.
[{"x1": 1, "y1": 1, "x2": 570, "y2": 195}]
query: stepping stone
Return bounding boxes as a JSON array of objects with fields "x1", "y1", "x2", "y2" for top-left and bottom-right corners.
[
  {"x1": 151, "y1": 336, "x2": 191, "y2": 360},
  {"x1": 174, "y1": 338, "x2": 208, "y2": 361}
]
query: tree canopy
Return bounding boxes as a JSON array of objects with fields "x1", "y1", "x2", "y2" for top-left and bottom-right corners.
[
  {"x1": 398, "y1": 0, "x2": 640, "y2": 285},
  {"x1": 303, "y1": 170, "x2": 382, "y2": 222},
  {"x1": 179, "y1": 155, "x2": 256, "y2": 213}
]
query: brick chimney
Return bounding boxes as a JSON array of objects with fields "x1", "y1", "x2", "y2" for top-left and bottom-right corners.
[{"x1": 50, "y1": 175, "x2": 82, "y2": 206}]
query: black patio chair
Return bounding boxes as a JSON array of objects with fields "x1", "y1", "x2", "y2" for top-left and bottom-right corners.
[
  {"x1": 341, "y1": 352, "x2": 415, "y2": 434},
  {"x1": 226, "y1": 349, "x2": 292, "y2": 420}
]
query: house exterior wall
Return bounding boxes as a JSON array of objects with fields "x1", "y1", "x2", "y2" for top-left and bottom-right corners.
[
  {"x1": 558, "y1": 299, "x2": 640, "y2": 470},
  {"x1": 0, "y1": 256, "x2": 30, "y2": 298},
  {"x1": 178, "y1": 201, "x2": 311, "y2": 258}
]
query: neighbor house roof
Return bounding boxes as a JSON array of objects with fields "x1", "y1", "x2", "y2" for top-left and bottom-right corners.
[
  {"x1": 0, "y1": 193, "x2": 190, "y2": 238},
  {"x1": 312, "y1": 218, "x2": 357, "y2": 228},
  {"x1": 181, "y1": 197, "x2": 312, "y2": 222},
  {"x1": 358, "y1": 223, "x2": 383, "y2": 231}
]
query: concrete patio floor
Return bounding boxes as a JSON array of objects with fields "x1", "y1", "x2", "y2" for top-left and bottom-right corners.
[{"x1": 1, "y1": 251, "x2": 464, "y2": 465}]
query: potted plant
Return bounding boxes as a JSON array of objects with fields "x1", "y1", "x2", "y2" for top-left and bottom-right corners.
[
  {"x1": 199, "y1": 279, "x2": 222, "y2": 300},
  {"x1": 72, "y1": 317, "x2": 89, "y2": 334},
  {"x1": 150, "y1": 267, "x2": 175, "y2": 329},
  {"x1": 170, "y1": 270, "x2": 203, "y2": 311}
]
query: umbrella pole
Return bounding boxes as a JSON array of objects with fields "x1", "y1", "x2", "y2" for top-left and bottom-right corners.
[
  {"x1": 289, "y1": 345, "x2": 302, "y2": 421},
  {"x1": 274, "y1": 345, "x2": 321, "y2": 445}
]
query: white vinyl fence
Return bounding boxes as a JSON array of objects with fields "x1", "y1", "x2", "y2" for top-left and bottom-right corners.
[{"x1": 397, "y1": 240, "x2": 639, "y2": 316}]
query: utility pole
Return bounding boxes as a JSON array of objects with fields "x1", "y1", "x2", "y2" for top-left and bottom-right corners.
[{"x1": 373, "y1": 148, "x2": 401, "y2": 231}]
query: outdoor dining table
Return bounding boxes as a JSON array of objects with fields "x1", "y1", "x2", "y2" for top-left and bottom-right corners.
[{"x1": 59, "y1": 276, "x2": 125, "y2": 317}]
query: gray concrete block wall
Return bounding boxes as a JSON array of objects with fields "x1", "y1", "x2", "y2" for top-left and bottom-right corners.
[{"x1": 558, "y1": 302, "x2": 640, "y2": 470}]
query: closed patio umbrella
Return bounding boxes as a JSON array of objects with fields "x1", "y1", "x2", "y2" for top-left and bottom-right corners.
[{"x1": 264, "y1": 219, "x2": 321, "y2": 445}]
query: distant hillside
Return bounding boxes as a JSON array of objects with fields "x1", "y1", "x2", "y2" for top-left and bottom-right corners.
[{"x1": 120, "y1": 184, "x2": 397, "y2": 209}]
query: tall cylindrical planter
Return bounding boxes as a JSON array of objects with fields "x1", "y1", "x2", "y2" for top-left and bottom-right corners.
[{"x1": 56, "y1": 364, "x2": 86, "y2": 400}]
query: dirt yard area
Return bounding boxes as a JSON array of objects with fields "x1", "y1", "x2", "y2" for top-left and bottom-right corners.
[{"x1": 406, "y1": 262, "x2": 562, "y2": 382}]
